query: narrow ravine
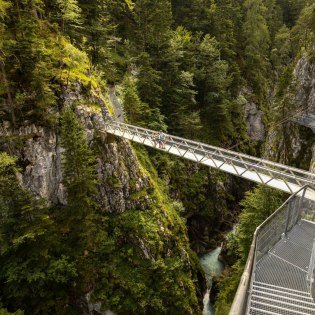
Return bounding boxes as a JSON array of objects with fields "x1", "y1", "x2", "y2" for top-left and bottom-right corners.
[{"x1": 200, "y1": 247, "x2": 224, "y2": 315}]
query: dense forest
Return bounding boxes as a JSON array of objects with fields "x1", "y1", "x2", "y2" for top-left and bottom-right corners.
[{"x1": 0, "y1": 0, "x2": 314, "y2": 314}]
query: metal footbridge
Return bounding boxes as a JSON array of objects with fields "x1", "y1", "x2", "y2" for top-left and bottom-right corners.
[{"x1": 103, "y1": 120, "x2": 315, "y2": 201}]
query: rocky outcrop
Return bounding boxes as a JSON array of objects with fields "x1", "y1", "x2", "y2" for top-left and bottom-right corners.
[
  {"x1": 293, "y1": 54, "x2": 315, "y2": 112},
  {"x1": 244, "y1": 102, "x2": 265, "y2": 141},
  {"x1": 0, "y1": 122, "x2": 66, "y2": 204},
  {"x1": 74, "y1": 105, "x2": 151, "y2": 213},
  {"x1": 311, "y1": 144, "x2": 315, "y2": 173},
  {"x1": 265, "y1": 50, "x2": 315, "y2": 170},
  {"x1": 0, "y1": 99, "x2": 150, "y2": 214}
]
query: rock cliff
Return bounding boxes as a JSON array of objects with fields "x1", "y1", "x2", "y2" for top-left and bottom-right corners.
[
  {"x1": 0, "y1": 86, "x2": 204, "y2": 314},
  {"x1": 266, "y1": 50, "x2": 315, "y2": 170}
]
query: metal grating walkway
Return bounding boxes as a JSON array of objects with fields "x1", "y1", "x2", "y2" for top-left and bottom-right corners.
[
  {"x1": 248, "y1": 220, "x2": 315, "y2": 314},
  {"x1": 103, "y1": 121, "x2": 315, "y2": 200}
]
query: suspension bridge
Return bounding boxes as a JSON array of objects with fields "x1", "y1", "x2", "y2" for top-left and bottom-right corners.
[{"x1": 105, "y1": 87, "x2": 315, "y2": 314}]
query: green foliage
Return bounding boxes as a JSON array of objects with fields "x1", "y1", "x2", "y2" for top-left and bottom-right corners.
[
  {"x1": 0, "y1": 0, "x2": 313, "y2": 314},
  {"x1": 122, "y1": 74, "x2": 152, "y2": 126},
  {"x1": 214, "y1": 261, "x2": 244, "y2": 315},
  {"x1": 60, "y1": 107, "x2": 98, "y2": 211},
  {"x1": 194, "y1": 34, "x2": 233, "y2": 144},
  {"x1": 291, "y1": 3, "x2": 315, "y2": 52},
  {"x1": 0, "y1": 0, "x2": 10, "y2": 17},
  {"x1": 236, "y1": 186, "x2": 286, "y2": 262},
  {"x1": 0, "y1": 153, "x2": 79, "y2": 314},
  {"x1": 56, "y1": 0, "x2": 81, "y2": 31},
  {"x1": 214, "y1": 186, "x2": 286, "y2": 313},
  {"x1": 132, "y1": 0, "x2": 172, "y2": 51},
  {"x1": 243, "y1": 0, "x2": 270, "y2": 98}
]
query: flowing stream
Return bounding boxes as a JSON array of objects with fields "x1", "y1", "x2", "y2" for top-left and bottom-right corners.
[{"x1": 200, "y1": 247, "x2": 224, "y2": 315}]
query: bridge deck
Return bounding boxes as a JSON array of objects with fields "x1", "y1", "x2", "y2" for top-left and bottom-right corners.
[{"x1": 104, "y1": 121, "x2": 315, "y2": 201}]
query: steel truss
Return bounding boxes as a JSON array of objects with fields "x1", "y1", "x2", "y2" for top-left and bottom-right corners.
[{"x1": 103, "y1": 120, "x2": 315, "y2": 201}]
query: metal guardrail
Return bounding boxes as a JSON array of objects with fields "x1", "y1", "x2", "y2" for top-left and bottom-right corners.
[
  {"x1": 307, "y1": 239, "x2": 315, "y2": 301},
  {"x1": 230, "y1": 186, "x2": 315, "y2": 314},
  {"x1": 103, "y1": 120, "x2": 315, "y2": 199}
]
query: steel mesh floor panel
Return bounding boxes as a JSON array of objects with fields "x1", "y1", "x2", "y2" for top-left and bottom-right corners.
[
  {"x1": 287, "y1": 220, "x2": 315, "y2": 251},
  {"x1": 270, "y1": 239, "x2": 311, "y2": 270},
  {"x1": 255, "y1": 253, "x2": 308, "y2": 292}
]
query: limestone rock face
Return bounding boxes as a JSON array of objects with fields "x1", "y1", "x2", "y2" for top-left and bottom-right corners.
[
  {"x1": 74, "y1": 105, "x2": 151, "y2": 213},
  {"x1": 311, "y1": 144, "x2": 315, "y2": 174},
  {"x1": 0, "y1": 122, "x2": 66, "y2": 204},
  {"x1": 244, "y1": 101, "x2": 265, "y2": 141},
  {"x1": 0, "y1": 93, "x2": 150, "y2": 213},
  {"x1": 265, "y1": 50, "x2": 315, "y2": 169},
  {"x1": 294, "y1": 54, "x2": 315, "y2": 111}
]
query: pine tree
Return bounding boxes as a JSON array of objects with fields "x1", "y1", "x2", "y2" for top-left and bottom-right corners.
[
  {"x1": 0, "y1": 0, "x2": 16, "y2": 125},
  {"x1": 243, "y1": 0, "x2": 271, "y2": 99},
  {"x1": 56, "y1": 0, "x2": 81, "y2": 32},
  {"x1": 0, "y1": 153, "x2": 77, "y2": 314},
  {"x1": 194, "y1": 34, "x2": 233, "y2": 144},
  {"x1": 132, "y1": 0, "x2": 172, "y2": 52},
  {"x1": 60, "y1": 107, "x2": 98, "y2": 221},
  {"x1": 159, "y1": 27, "x2": 201, "y2": 137},
  {"x1": 122, "y1": 74, "x2": 151, "y2": 126}
]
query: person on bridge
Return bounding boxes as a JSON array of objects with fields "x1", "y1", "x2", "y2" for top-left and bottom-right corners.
[
  {"x1": 152, "y1": 131, "x2": 159, "y2": 147},
  {"x1": 159, "y1": 131, "x2": 166, "y2": 149}
]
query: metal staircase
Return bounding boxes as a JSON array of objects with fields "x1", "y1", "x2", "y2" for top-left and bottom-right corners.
[
  {"x1": 249, "y1": 281, "x2": 315, "y2": 315},
  {"x1": 231, "y1": 187, "x2": 315, "y2": 315}
]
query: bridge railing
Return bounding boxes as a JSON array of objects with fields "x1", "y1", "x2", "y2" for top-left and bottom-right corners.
[
  {"x1": 104, "y1": 121, "x2": 315, "y2": 194},
  {"x1": 230, "y1": 186, "x2": 315, "y2": 314},
  {"x1": 307, "y1": 239, "x2": 315, "y2": 301}
]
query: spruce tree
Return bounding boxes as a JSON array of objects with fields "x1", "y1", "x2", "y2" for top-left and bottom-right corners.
[
  {"x1": 60, "y1": 107, "x2": 98, "y2": 224},
  {"x1": 56, "y1": 0, "x2": 81, "y2": 32},
  {"x1": 243, "y1": 0, "x2": 271, "y2": 99},
  {"x1": 0, "y1": 153, "x2": 77, "y2": 314}
]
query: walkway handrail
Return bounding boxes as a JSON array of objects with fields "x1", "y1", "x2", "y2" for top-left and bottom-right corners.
[
  {"x1": 230, "y1": 185, "x2": 315, "y2": 314},
  {"x1": 307, "y1": 239, "x2": 315, "y2": 301},
  {"x1": 107, "y1": 121, "x2": 313, "y2": 177},
  {"x1": 104, "y1": 121, "x2": 315, "y2": 195}
]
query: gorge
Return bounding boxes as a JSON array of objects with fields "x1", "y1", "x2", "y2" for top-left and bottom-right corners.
[{"x1": 0, "y1": 1, "x2": 314, "y2": 314}]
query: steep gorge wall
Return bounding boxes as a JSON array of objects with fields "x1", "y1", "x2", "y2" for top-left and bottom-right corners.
[
  {"x1": 266, "y1": 50, "x2": 315, "y2": 170},
  {"x1": 0, "y1": 87, "x2": 204, "y2": 314}
]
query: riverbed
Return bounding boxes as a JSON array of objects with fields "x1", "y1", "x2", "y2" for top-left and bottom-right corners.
[{"x1": 200, "y1": 247, "x2": 224, "y2": 315}]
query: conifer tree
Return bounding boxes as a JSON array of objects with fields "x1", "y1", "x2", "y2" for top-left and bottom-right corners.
[
  {"x1": 243, "y1": 0, "x2": 271, "y2": 99},
  {"x1": 56, "y1": 0, "x2": 81, "y2": 32},
  {"x1": 194, "y1": 34, "x2": 233, "y2": 144},
  {"x1": 122, "y1": 74, "x2": 152, "y2": 127},
  {"x1": 0, "y1": 153, "x2": 77, "y2": 314},
  {"x1": 0, "y1": 0, "x2": 16, "y2": 125},
  {"x1": 60, "y1": 107, "x2": 98, "y2": 223},
  {"x1": 132, "y1": 0, "x2": 172, "y2": 52}
]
